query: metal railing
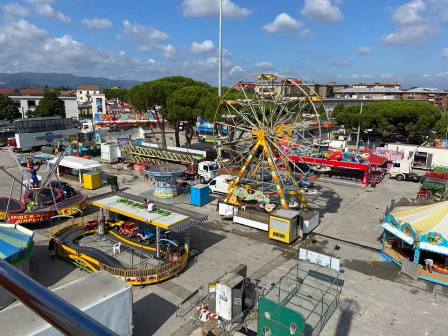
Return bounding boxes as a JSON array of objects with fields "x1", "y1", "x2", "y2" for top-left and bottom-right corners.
[{"x1": 0, "y1": 259, "x2": 117, "y2": 336}]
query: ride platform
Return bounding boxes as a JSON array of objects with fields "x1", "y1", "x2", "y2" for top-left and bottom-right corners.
[{"x1": 91, "y1": 195, "x2": 190, "y2": 230}]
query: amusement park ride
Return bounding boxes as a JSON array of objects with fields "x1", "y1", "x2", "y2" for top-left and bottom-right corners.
[
  {"x1": 0, "y1": 147, "x2": 88, "y2": 224},
  {"x1": 215, "y1": 74, "x2": 323, "y2": 211}
]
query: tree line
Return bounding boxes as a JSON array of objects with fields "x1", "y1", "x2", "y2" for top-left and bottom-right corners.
[{"x1": 333, "y1": 101, "x2": 446, "y2": 144}]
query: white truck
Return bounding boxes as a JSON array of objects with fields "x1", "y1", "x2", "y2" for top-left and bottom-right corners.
[
  {"x1": 197, "y1": 161, "x2": 219, "y2": 183},
  {"x1": 208, "y1": 175, "x2": 235, "y2": 194},
  {"x1": 389, "y1": 160, "x2": 421, "y2": 182}
]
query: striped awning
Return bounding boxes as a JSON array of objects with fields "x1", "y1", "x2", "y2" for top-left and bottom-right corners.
[
  {"x1": 0, "y1": 226, "x2": 33, "y2": 263},
  {"x1": 382, "y1": 223, "x2": 414, "y2": 245},
  {"x1": 391, "y1": 201, "x2": 448, "y2": 237}
]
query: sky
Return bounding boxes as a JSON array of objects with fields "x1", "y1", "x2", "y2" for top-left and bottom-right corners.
[{"x1": 0, "y1": 0, "x2": 448, "y2": 88}]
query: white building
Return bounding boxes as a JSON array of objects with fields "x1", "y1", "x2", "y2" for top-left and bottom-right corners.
[
  {"x1": 76, "y1": 85, "x2": 101, "y2": 104},
  {"x1": 9, "y1": 95, "x2": 78, "y2": 119}
]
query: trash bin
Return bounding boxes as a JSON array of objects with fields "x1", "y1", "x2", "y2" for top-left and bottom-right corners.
[
  {"x1": 83, "y1": 172, "x2": 101, "y2": 190},
  {"x1": 106, "y1": 175, "x2": 119, "y2": 191},
  {"x1": 191, "y1": 184, "x2": 210, "y2": 206}
]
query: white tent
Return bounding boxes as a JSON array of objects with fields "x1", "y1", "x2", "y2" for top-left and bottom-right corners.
[{"x1": 49, "y1": 156, "x2": 102, "y2": 182}]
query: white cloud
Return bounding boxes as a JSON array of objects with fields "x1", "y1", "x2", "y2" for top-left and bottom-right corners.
[
  {"x1": 82, "y1": 18, "x2": 112, "y2": 30},
  {"x1": 356, "y1": 47, "x2": 372, "y2": 55},
  {"x1": 263, "y1": 13, "x2": 304, "y2": 33},
  {"x1": 2, "y1": 2, "x2": 30, "y2": 17},
  {"x1": 330, "y1": 59, "x2": 351, "y2": 67},
  {"x1": 255, "y1": 61, "x2": 273, "y2": 69},
  {"x1": 437, "y1": 71, "x2": 448, "y2": 78},
  {"x1": 442, "y1": 48, "x2": 448, "y2": 59},
  {"x1": 383, "y1": 24, "x2": 435, "y2": 45},
  {"x1": 161, "y1": 44, "x2": 177, "y2": 59},
  {"x1": 383, "y1": 0, "x2": 436, "y2": 46},
  {"x1": 301, "y1": 0, "x2": 343, "y2": 23},
  {"x1": 122, "y1": 20, "x2": 168, "y2": 41},
  {"x1": 393, "y1": 0, "x2": 426, "y2": 25},
  {"x1": 0, "y1": 19, "x2": 167, "y2": 79},
  {"x1": 121, "y1": 20, "x2": 169, "y2": 52},
  {"x1": 190, "y1": 40, "x2": 215, "y2": 53},
  {"x1": 26, "y1": 0, "x2": 70, "y2": 23},
  {"x1": 181, "y1": 0, "x2": 251, "y2": 19}
]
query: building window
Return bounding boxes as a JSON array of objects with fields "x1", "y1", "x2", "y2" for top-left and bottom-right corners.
[{"x1": 27, "y1": 100, "x2": 36, "y2": 107}]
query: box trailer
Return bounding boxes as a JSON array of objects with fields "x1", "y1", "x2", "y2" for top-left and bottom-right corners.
[{"x1": 385, "y1": 143, "x2": 448, "y2": 169}]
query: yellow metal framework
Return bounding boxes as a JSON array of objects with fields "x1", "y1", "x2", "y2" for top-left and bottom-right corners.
[
  {"x1": 121, "y1": 145, "x2": 197, "y2": 165},
  {"x1": 224, "y1": 130, "x2": 305, "y2": 209}
]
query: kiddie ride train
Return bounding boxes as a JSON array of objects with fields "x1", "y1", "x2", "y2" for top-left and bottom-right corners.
[
  {"x1": 0, "y1": 148, "x2": 88, "y2": 225},
  {"x1": 50, "y1": 195, "x2": 203, "y2": 286}
]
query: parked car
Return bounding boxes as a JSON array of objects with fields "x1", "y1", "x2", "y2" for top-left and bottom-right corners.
[
  {"x1": 137, "y1": 230, "x2": 155, "y2": 243},
  {"x1": 107, "y1": 220, "x2": 125, "y2": 230},
  {"x1": 49, "y1": 181, "x2": 77, "y2": 198},
  {"x1": 84, "y1": 220, "x2": 98, "y2": 230},
  {"x1": 119, "y1": 222, "x2": 138, "y2": 238}
]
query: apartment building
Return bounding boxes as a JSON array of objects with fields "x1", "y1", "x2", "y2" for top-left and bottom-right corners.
[
  {"x1": 76, "y1": 85, "x2": 101, "y2": 104},
  {"x1": 2, "y1": 88, "x2": 78, "y2": 119},
  {"x1": 333, "y1": 83, "x2": 447, "y2": 108}
]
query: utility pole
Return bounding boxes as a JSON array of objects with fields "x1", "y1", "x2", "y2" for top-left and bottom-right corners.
[
  {"x1": 218, "y1": 0, "x2": 223, "y2": 97},
  {"x1": 355, "y1": 102, "x2": 363, "y2": 150}
]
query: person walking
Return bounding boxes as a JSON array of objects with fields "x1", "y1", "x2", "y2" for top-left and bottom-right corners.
[{"x1": 424, "y1": 258, "x2": 434, "y2": 273}]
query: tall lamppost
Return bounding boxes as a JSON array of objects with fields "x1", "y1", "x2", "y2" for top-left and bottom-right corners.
[{"x1": 218, "y1": 0, "x2": 223, "y2": 97}]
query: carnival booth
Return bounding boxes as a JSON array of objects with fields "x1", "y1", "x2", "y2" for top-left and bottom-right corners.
[
  {"x1": 49, "y1": 155, "x2": 102, "y2": 183},
  {"x1": 381, "y1": 201, "x2": 448, "y2": 286}
]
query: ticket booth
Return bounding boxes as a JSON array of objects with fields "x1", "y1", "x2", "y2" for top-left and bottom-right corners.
[
  {"x1": 269, "y1": 209, "x2": 301, "y2": 244},
  {"x1": 269, "y1": 209, "x2": 320, "y2": 244}
]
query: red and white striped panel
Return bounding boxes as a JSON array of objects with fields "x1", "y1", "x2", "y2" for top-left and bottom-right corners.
[{"x1": 196, "y1": 306, "x2": 219, "y2": 320}]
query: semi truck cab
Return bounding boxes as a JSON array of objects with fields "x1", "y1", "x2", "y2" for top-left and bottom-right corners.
[
  {"x1": 197, "y1": 161, "x2": 219, "y2": 183},
  {"x1": 390, "y1": 160, "x2": 420, "y2": 182}
]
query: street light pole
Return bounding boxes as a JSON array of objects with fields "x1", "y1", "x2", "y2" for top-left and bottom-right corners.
[
  {"x1": 218, "y1": 0, "x2": 223, "y2": 97},
  {"x1": 355, "y1": 102, "x2": 363, "y2": 150}
]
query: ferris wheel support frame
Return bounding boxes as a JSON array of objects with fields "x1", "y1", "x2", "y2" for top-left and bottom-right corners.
[{"x1": 225, "y1": 130, "x2": 291, "y2": 209}]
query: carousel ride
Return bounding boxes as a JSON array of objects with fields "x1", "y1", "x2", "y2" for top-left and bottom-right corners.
[
  {"x1": 214, "y1": 74, "x2": 323, "y2": 211},
  {"x1": 0, "y1": 147, "x2": 88, "y2": 225}
]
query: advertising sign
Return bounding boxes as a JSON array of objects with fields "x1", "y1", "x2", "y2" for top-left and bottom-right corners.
[
  {"x1": 216, "y1": 282, "x2": 232, "y2": 321},
  {"x1": 299, "y1": 248, "x2": 340, "y2": 272},
  {"x1": 8, "y1": 211, "x2": 54, "y2": 224}
]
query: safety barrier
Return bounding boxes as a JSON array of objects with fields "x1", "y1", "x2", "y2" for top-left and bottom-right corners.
[
  {"x1": 51, "y1": 220, "x2": 189, "y2": 285},
  {"x1": 100, "y1": 251, "x2": 189, "y2": 286}
]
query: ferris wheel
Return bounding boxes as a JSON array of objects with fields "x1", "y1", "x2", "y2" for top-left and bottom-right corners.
[{"x1": 214, "y1": 73, "x2": 323, "y2": 210}]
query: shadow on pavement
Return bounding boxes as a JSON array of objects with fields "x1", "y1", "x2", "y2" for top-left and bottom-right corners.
[
  {"x1": 189, "y1": 226, "x2": 225, "y2": 253},
  {"x1": 30, "y1": 245, "x2": 76, "y2": 287},
  {"x1": 333, "y1": 298, "x2": 361, "y2": 336},
  {"x1": 133, "y1": 293, "x2": 176, "y2": 336}
]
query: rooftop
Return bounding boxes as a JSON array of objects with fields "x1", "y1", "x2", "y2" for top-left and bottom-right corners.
[
  {"x1": 78, "y1": 85, "x2": 100, "y2": 91},
  {"x1": 335, "y1": 87, "x2": 402, "y2": 93},
  {"x1": 19, "y1": 88, "x2": 44, "y2": 96}
]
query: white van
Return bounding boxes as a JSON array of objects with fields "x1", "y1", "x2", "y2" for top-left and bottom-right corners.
[{"x1": 208, "y1": 175, "x2": 234, "y2": 194}]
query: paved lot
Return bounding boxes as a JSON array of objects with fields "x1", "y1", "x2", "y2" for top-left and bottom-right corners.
[{"x1": 1, "y1": 150, "x2": 447, "y2": 336}]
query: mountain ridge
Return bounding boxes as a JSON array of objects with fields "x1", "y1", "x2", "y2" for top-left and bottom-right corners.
[{"x1": 0, "y1": 72, "x2": 140, "y2": 89}]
